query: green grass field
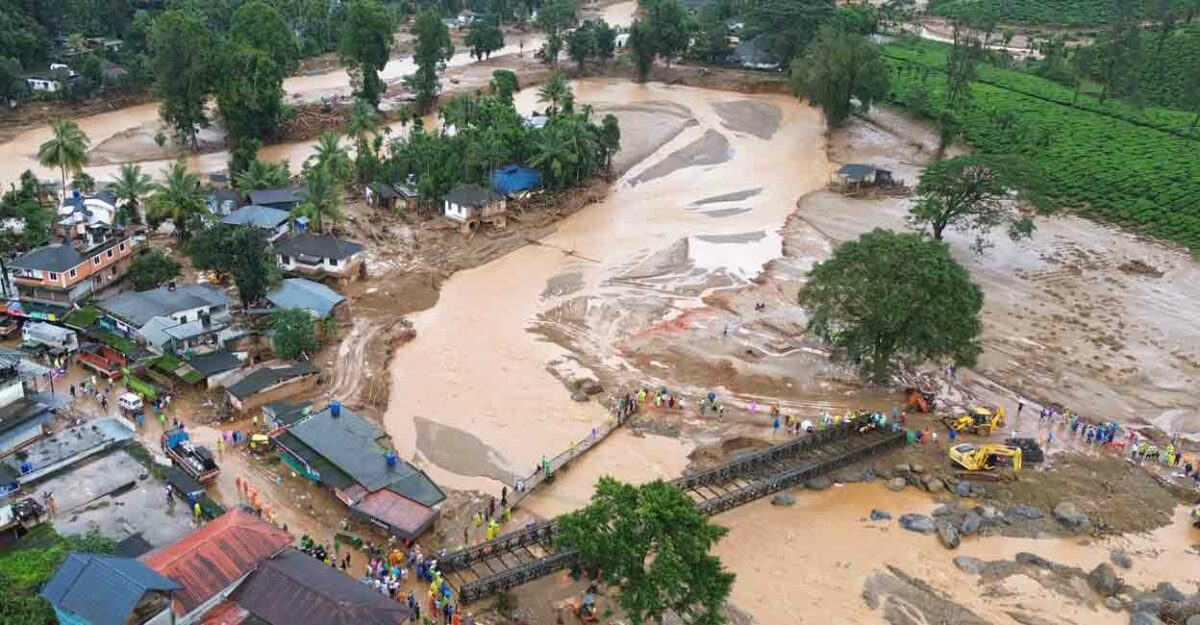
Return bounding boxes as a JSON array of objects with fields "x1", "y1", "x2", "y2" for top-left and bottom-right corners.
[
  {"x1": 883, "y1": 39, "x2": 1200, "y2": 251},
  {"x1": 926, "y1": 0, "x2": 1186, "y2": 25}
]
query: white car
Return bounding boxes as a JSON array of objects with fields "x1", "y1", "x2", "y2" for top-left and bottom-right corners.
[{"x1": 118, "y1": 392, "x2": 143, "y2": 414}]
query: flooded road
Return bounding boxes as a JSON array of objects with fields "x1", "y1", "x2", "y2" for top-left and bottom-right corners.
[{"x1": 384, "y1": 79, "x2": 831, "y2": 492}]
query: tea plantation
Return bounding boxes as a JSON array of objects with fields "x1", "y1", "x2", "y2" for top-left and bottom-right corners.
[
  {"x1": 926, "y1": 0, "x2": 1190, "y2": 25},
  {"x1": 883, "y1": 40, "x2": 1200, "y2": 251}
]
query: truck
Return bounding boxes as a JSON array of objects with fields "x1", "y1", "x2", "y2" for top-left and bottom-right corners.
[
  {"x1": 21, "y1": 321, "x2": 78, "y2": 353},
  {"x1": 160, "y1": 426, "x2": 220, "y2": 484},
  {"x1": 78, "y1": 344, "x2": 126, "y2": 380}
]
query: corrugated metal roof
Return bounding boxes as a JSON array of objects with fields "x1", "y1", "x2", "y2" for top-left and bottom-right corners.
[
  {"x1": 231, "y1": 548, "x2": 411, "y2": 625},
  {"x1": 226, "y1": 362, "x2": 319, "y2": 400},
  {"x1": 141, "y1": 508, "x2": 292, "y2": 616},
  {"x1": 266, "y1": 279, "x2": 346, "y2": 318},
  {"x1": 352, "y1": 489, "x2": 436, "y2": 540},
  {"x1": 41, "y1": 553, "x2": 181, "y2": 625}
]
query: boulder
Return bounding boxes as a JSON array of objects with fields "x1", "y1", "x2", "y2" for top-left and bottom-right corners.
[
  {"x1": 893, "y1": 462, "x2": 911, "y2": 475},
  {"x1": 886, "y1": 477, "x2": 908, "y2": 492},
  {"x1": 969, "y1": 482, "x2": 987, "y2": 496},
  {"x1": 1109, "y1": 548, "x2": 1133, "y2": 570},
  {"x1": 805, "y1": 477, "x2": 832, "y2": 491},
  {"x1": 910, "y1": 463, "x2": 926, "y2": 474},
  {"x1": 1087, "y1": 563, "x2": 1121, "y2": 597},
  {"x1": 1162, "y1": 599, "x2": 1200, "y2": 623},
  {"x1": 869, "y1": 509, "x2": 892, "y2": 521},
  {"x1": 862, "y1": 468, "x2": 877, "y2": 482},
  {"x1": 578, "y1": 378, "x2": 604, "y2": 395},
  {"x1": 932, "y1": 505, "x2": 960, "y2": 518},
  {"x1": 1131, "y1": 596, "x2": 1164, "y2": 616},
  {"x1": 1154, "y1": 583, "x2": 1186, "y2": 603},
  {"x1": 876, "y1": 467, "x2": 894, "y2": 480},
  {"x1": 924, "y1": 477, "x2": 945, "y2": 493},
  {"x1": 960, "y1": 511, "x2": 983, "y2": 536},
  {"x1": 955, "y1": 480, "x2": 972, "y2": 497},
  {"x1": 771, "y1": 493, "x2": 796, "y2": 507},
  {"x1": 937, "y1": 522, "x2": 961, "y2": 549},
  {"x1": 1053, "y1": 501, "x2": 1091, "y2": 530},
  {"x1": 570, "y1": 391, "x2": 589, "y2": 402},
  {"x1": 1129, "y1": 613, "x2": 1165, "y2": 625},
  {"x1": 1106, "y1": 598, "x2": 1125, "y2": 612},
  {"x1": 1009, "y1": 504, "x2": 1044, "y2": 520},
  {"x1": 1015, "y1": 552, "x2": 1054, "y2": 569},
  {"x1": 835, "y1": 469, "x2": 866, "y2": 484},
  {"x1": 899, "y1": 514, "x2": 937, "y2": 534},
  {"x1": 953, "y1": 555, "x2": 984, "y2": 575}
]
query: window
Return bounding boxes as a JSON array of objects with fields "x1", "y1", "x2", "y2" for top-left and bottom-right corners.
[
  {"x1": 119, "y1": 242, "x2": 126, "y2": 252},
  {"x1": 68, "y1": 269, "x2": 77, "y2": 279},
  {"x1": 48, "y1": 272, "x2": 58, "y2": 281},
  {"x1": 328, "y1": 258, "x2": 339, "y2": 267},
  {"x1": 106, "y1": 249, "x2": 113, "y2": 259},
  {"x1": 92, "y1": 256, "x2": 101, "y2": 265},
  {"x1": 280, "y1": 255, "x2": 291, "y2": 264}
]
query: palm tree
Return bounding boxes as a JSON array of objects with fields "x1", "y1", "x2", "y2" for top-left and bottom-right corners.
[
  {"x1": 537, "y1": 72, "x2": 571, "y2": 117},
  {"x1": 304, "y1": 131, "x2": 353, "y2": 186},
  {"x1": 37, "y1": 121, "x2": 90, "y2": 194},
  {"x1": 529, "y1": 127, "x2": 575, "y2": 188},
  {"x1": 291, "y1": 165, "x2": 343, "y2": 233},
  {"x1": 148, "y1": 158, "x2": 208, "y2": 240},
  {"x1": 107, "y1": 164, "x2": 153, "y2": 226},
  {"x1": 346, "y1": 99, "x2": 382, "y2": 147},
  {"x1": 234, "y1": 159, "x2": 291, "y2": 190}
]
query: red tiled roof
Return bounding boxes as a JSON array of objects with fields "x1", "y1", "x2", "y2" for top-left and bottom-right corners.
[
  {"x1": 141, "y1": 508, "x2": 292, "y2": 616},
  {"x1": 352, "y1": 490, "x2": 436, "y2": 540}
]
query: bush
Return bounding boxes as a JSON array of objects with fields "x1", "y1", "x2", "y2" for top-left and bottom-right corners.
[
  {"x1": 128, "y1": 250, "x2": 182, "y2": 290},
  {"x1": 271, "y1": 308, "x2": 318, "y2": 360}
]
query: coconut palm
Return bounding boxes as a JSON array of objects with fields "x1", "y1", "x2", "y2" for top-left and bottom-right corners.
[
  {"x1": 291, "y1": 165, "x2": 343, "y2": 233},
  {"x1": 529, "y1": 127, "x2": 575, "y2": 188},
  {"x1": 346, "y1": 98, "x2": 382, "y2": 147},
  {"x1": 537, "y1": 72, "x2": 571, "y2": 117},
  {"x1": 304, "y1": 131, "x2": 353, "y2": 186},
  {"x1": 37, "y1": 120, "x2": 90, "y2": 194},
  {"x1": 148, "y1": 158, "x2": 208, "y2": 240},
  {"x1": 107, "y1": 164, "x2": 153, "y2": 226},
  {"x1": 233, "y1": 159, "x2": 291, "y2": 190}
]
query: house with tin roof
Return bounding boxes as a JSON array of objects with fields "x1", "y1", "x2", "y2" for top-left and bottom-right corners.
[
  {"x1": 271, "y1": 402, "x2": 444, "y2": 540},
  {"x1": 222, "y1": 205, "x2": 292, "y2": 241},
  {"x1": 97, "y1": 283, "x2": 232, "y2": 355},
  {"x1": 274, "y1": 234, "x2": 365, "y2": 282},
  {"x1": 265, "y1": 278, "x2": 346, "y2": 320},
  {"x1": 247, "y1": 187, "x2": 306, "y2": 211},
  {"x1": 442, "y1": 183, "x2": 506, "y2": 233},
  {"x1": 41, "y1": 553, "x2": 182, "y2": 625},
  {"x1": 225, "y1": 362, "x2": 319, "y2": 415},
  {"x1": 141, "y1": 508, "x2": 292, "y2": 624}
]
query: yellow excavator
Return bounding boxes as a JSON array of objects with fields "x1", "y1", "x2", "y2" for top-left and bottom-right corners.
[
  {"x1": 941, "y1": 405, "x2": 1006, "y2": 436},
  {"x1": 948, "y1": 443, "x2": 1022, "y2": 473}
]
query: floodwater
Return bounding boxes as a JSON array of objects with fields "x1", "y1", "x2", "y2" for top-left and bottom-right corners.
[
  {"x1": 0, "y1": 1, "x2": 635, "y2": 187},
  {"x1": 715, "y1": 482, "x2": 1200, "y2": 625},
  {"x1": 384, "y1": 79, "x2": 831, "y2": 493}
]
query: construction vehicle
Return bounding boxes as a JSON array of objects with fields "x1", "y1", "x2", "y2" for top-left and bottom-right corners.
[
  {"x1": 941, "y1": 405, "x2": 1005, "y2": 436},
  {"x1": 905, "y1": 387, "x2": 936, "y2": 413},
  {"x1": 948, "y1": 443, "x2": 1022, "y2": 473},
  {"x1": 78, "y1": 344, "x2": 126, "y2": 380},
  {"x1": 161, "y1": 426, "x2": 220, "y2": 484},
  {"x1": 1004, "y1": 437, "x2": 1045, "y2": 463}
]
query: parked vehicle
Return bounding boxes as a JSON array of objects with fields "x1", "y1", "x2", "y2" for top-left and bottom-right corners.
[
  {"x1": 0, "y1": 317, "x2": 21, "y2": 338},
  {"x1": 78, "y1": 344, "x2": 125, "y2": 380},
  {"x1": 160, "y1": 426, "x2": 219, "y2": 483}
]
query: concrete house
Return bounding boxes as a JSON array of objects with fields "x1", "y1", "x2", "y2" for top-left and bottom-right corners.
[
  {"x1": 274, "y1": 234, "x2": 365, "y2": 282},
  {"x1": 8, "y1": 234, "x2": 139, "y2": 310},
  {"x1": 97, "y1": 284, "x2": 231, "y2": 355},
  {"x1": 443, "y1": 183, "x2": 507, "y2": 233},
  {"x1": 225, "y1": 362, "x2": 319, "y2": 415},
  {"x1": 266, "y1": 278, "x2": 347, "y2": 320},
  {"x1": 0, "y1": 353, "x2": 53, "y2": 458},
  {"x1": 247, "y1": 187, "x2": 306, "y2": 211},
  {"x1": 221, "y1": 204, "x2": 292, "y2": 241}
]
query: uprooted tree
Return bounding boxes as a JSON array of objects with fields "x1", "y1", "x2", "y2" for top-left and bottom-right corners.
[
  {"x1": 798, "y1": 229, "x2": 983, "y2": 384},
  {"x1": 556, "y1": 477, "x2": 735, "y2": 625}
]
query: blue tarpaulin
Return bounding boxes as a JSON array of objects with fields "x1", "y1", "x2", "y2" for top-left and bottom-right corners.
[{"x1": 490, "y1": 165, "x2": 540, "y2": 196}]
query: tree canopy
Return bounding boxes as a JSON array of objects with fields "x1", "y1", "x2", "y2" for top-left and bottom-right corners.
[
  {"x1": 128, "y1": 250, "x2": 182, "y2": 290},
  {"x1": 790, "y1": 27, "x2": 889, "y2": 127},
  {"x1": 405, "y1": 8, "x2": 454, "y2": 112},
  {"x1": 745, "y1": 0, "x2": 836, "y2": 64},
  {"x1": 150, "y1": 10, "x2": 213, "y2": 147},
  {"x1": 466, "y1": 19, "x2": 504, "y2": 61},
  {"x1": 556, "y1": 478, "x2": 735, "y2": 625},
  {"x1": 908, "y1": 155, "x2": 1045, "y2": 250},
  {"x1": 799, "y1": 229, "x2": 984, "y2": 383},
  {"x1": 147, "y1": 158, "x2": 207, "y2": 240},
  {"x1": 37, "y1": 120, "x2": 90, "y2": 192},
  {"x1": 188, "y1": 224, "x2": 278, "y2": 306},
  {"x1": 339, "y1": 0, "x2": 397, "y2": 107},
  {"x1": 271, "y1": 308, "x2": 319, "y2": 359}
]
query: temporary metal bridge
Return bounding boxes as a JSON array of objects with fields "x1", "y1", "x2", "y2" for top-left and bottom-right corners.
[{"x1": 440, "y1": 421, "x2": 906, "y2": 603}]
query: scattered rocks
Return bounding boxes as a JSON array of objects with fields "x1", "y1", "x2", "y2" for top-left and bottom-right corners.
[
  {"x1": 1154, "y1": 583, "x2": 1186, "y2": 603},
  {"x1": 1109, "y1": 548, "x2": 1133, "y2": 570},
  {"x1": 1009, "y1": 504, "x2": 1044, "y2": 520},
  {"x1": 932, "y1": 504, "x2": 960, "y2": 518},
  {"x1": 1162, "y1": 599, "x2": 1200, "y2": 623},
  {"x1": 886, "y1": 477, "x2": 908, "y2": 492},
  {"x1": 923, "y1": 476, "x2": 945, "y2": 493},
  {"x1": 1129, "y1": 612, "x2": 1165, "y2": 625},
  {"x1": 910, "y1": 463, "x2": 926, "y2": 474},
  {"x1": 870, "y1": 509, "x2": 891, "y2": 521},
  {"x1": 937, "y1": 522, "x2": 961, "y2": 549},
  {"x1": 1015, "y1": 552, "x2": 1055, "y2": 569},
  {"x1": 893, "y1": 462, "x2": 911, "y2": 475},
  {"x1": 899, "y1": 514, "x2": 937, "y2": 534},
  {"x1": 1106, "y1": 598, "x2": 1125, "y2": 612},
  {"x1": 960, "y1": 511, "x2": 983, "y2": 536},
  {"x1": 1053, "y1": 501, "x2": 1091, "y2": 530},
  {"x1": 1087, "y1": 563, "x2": 1121, "y2": 597},
  {"x1": 955, "y1": 480, "x2": 972, "y2": 497},
  {"x1": 805, "y1": 477, "x2": 832, "y2": 491},
  {"x1": 1131, "y1": 596, "x2": 1164, "y2": 616},
  {"x1": 953, "y1": 555, "x2": 984, "y2": 575},
  {"x1": 770, "y1": 493, "x2": 795, "y2": 507}
]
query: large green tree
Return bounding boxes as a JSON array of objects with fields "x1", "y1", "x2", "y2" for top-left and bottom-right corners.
[
  {"x1": 37, "y1": 120, "x2": 90, "y2": 193},
  {"x1": 799, "y1": 229, "x2": 984, "y2": 383},
  {"x1": 229, "y1": 0, "x2": 299, "y2": 72},
  {"x1": 465, "y1": 19, "x2": 504, "y2": 61},
  {"x1": 790, "y1": 28, "x2": 889, "y2": 128},
  {"x1": 745, "y1": 0, "x2": 835, "y2": 64},
  {"x1": 271, "y1": 307, "x2": 319, "y2": 359},
  {"x1": 147, "y1": 158, "x2": 208, "y2": 240},
  {"x1": 217, "y1": 0, "x2": 293, "y2": 151},
  {"x1": 128, "y1": 250, "x2": 183, "y2": 290},
  {"x1": 537, "y1": 71, "x2": 570, "y2": 117},
  {"x1": 908, "y1": 155, "x2": 1044, "y2": 250},
  {"x1": 405, "y1": 8, "x2": 454, "y2": 113},
  {"x1": 629, "y1": 18, "x2": 657, "y2": 82},
  {"x1": 339, "y1": 0, "x2": 396, "y2": 107},
  {"x1": 557, "y1": 478, "x2": 735, "y2": 625},
  {"x1": 188, "y1": 223, "x2": 277, "y2": 306},
  {"x1": 107, "y1": 163, "x2": 153, "y2": 226},
  {"x1": 150, "y1": 10, "x2": 213, "y2": 147},
  {"x1": 536, "y1": 0, "x2": 580, "y2": 65},
  {"x1": 233, "y1": 158, "x2": 291, "y2": 190},
  {"x1": 646, "y1": 0, "x2": 691, "y2": 66},
  {"x1": 304, "y1": 131, "x2": 354, "y2": 187}
]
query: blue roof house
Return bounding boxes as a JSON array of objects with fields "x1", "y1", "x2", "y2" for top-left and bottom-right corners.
[
  {"x1": 491, "y1": 164, "x2": 541, "y2": 197},
  {"x1": 40, "y1": 552, "x2": 181, "y2": 625}
]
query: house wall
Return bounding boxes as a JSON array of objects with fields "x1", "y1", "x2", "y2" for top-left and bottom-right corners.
[
  {"x1": 481, "y1": 199, "x2": 506, "y2": 218},
  {"x1": 277, "y1": 254, "x2": 363, "y2": 279},
  {"x1": 11, "y1": 237, "x2": 137, "y2": 304},
  {"x1": 0, "y1": 376, "x2": 25, "y2": 407},
  {"x1": 26, "y1": 78, "x2": 59, "y2": 92},
  {"x1": 227, "y1": 374, "x2": 319, "y2": 415},
  {"x1": 443, "y1": 200, "x2": 473, "y2": 222}
]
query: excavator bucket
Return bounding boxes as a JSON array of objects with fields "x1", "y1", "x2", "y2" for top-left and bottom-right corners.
[{"x1": 905, "y1": 388, "x2": 932, "y2": 413}]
